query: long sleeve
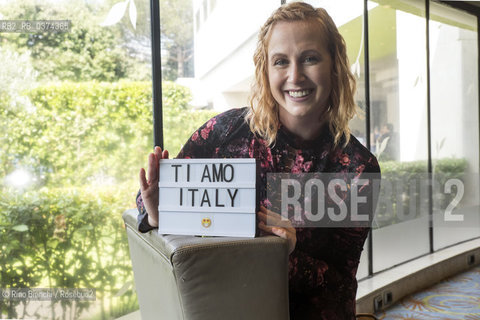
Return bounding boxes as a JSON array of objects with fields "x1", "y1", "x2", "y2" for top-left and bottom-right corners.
[{"x1": 136, "y1": 190, "x2": 154, "y2": 233}]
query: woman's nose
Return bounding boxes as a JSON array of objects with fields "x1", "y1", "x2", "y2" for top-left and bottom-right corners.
[{"x1": 288, "y1": 63, "x2": 305, "y2": 83}]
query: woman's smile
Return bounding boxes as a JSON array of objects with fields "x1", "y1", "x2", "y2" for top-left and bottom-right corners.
[{"x1": 286, "y1": 89, "x2": 314, "y2": 99}]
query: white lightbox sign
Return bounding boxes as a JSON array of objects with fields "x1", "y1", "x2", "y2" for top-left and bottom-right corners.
[{"x1": 158, "y1": 158, "x2": 257, "y2": 237}]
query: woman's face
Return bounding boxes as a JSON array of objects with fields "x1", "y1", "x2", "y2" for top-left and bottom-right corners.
[{"x1": 267, "y1": 19, "x2": 332, "y2": 128}]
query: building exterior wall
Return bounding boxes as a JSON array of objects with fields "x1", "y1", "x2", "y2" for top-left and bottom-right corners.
[{"x1": 193, "y1": 0, "x2": 279, "y2": 110}]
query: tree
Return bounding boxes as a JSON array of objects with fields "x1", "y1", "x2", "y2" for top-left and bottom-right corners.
[
  {"x1": 0, "y1": 0, "x2": 150, "y2": 81},
  {"x1": 94, "y1": 0, "x2": 195, "y2": 80},
  {"x1": 160, "y1": 0, "x2": 194, "y2": 80},
  {"x1": 0, "y1": 47, "x2": 37, "y2": 111}
]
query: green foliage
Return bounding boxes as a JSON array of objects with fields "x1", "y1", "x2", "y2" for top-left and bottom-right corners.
[
  {"x1": 433, "y1": 157, "x2": 468, "y2": 175},
  {"x1": 1, "y1": 81, "x2": 153, "y2": 187},
  {"x1": 0, "y1": 184, "x2": 138, "y2": 319},
  {"x1": 0, "y1": 47, "x2": 37, "y2": 111},
  {"x1": 162, "y1": 81, "x2": 192, "y2": 110},
  {"x1": 0, "y1": 80, "x2": 217, "y2": 318},
  {"x1": 27, "y1": 25, "x2": 131, "y2": 81},
  {"x1": 0, "y1": 0, "x2": 150, "y2": 82},
  {"x1": 160, "y1": 0, "x2": 194, "y2": 79},
  {"x1": 0, "y1": 80, "x2": 216, "y2": 188},
  {"x1": 162, "y1": 82, "x2": 217, "y2": 156},
  {"x1": 375, "y1": 158, "x2": 468, "y2": 228}
]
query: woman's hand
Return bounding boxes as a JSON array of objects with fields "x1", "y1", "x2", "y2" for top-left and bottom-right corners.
[
  {"x1": 139, "y1": 146, "x2": 169, "y2": 227},
  {"x1": 257, "y1": 206, "x2": 297, "y2": 254}
]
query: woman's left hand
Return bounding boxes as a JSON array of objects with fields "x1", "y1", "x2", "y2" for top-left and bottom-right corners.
[{"x1": 257, "y1": 206, "x2": 296, "y2": 255}]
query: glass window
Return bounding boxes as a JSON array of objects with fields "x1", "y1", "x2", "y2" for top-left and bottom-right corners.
[
  {"x1": 367, "y1": 0, "x2": 430, "y2": 273},
  {"x1": 429, "y1": 2, "x2": 480, "y2": 250},
  {"x1": 162, "y1": 0, "x2": 279, "y2": 157},
  {"x1": 193, "y1": 0, "x2": 279, "y2": 111},
  {"x1": 0, "y1": 0, "x2": 151, "y2": 317},
  {"x1": 357, "y1": 234, "x2": 370, "y2": 280},
  {"x1": 203, "y1": 0, "x2": 208, "y2": 21},
  {"x1": 196, "y1": 9, "x2": 201, "y2": 32},
  {"x1": 210, "y1": 0, "x2": 217, "y2": 13},
  {"x1": 161, "y1": 0, "x2": 216, "y2": 156}
]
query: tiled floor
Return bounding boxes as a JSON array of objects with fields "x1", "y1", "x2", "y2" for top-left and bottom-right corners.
[{"x1": 375, "y1": 266, "x2": 480, "y2": 319}]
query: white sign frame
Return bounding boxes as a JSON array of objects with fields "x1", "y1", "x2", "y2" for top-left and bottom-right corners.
[{"x1": 158, "y1": 158, "x2": 257, "y2": 237}]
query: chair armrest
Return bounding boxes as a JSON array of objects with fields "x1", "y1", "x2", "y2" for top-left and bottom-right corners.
[{"x1": 123, "y1": 209, "x2": 290, "y2": 320}]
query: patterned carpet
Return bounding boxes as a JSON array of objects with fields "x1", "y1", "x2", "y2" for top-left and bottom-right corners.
[{"x1": 375, "y1": 266, "x2": 480, "y2": 320}]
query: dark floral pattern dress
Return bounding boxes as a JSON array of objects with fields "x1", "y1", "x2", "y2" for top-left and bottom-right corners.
[{"x1": 136, "y1": 107, "x2": 381, "y2": 319}]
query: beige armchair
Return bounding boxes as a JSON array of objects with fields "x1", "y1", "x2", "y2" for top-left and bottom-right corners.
[{"x1": 122, "y1": 209, "x2": 290, "y2": 320}]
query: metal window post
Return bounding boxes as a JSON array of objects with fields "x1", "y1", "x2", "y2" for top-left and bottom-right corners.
[{"x1": 151, "y1": 0, "x2": 163, "y2": 148}]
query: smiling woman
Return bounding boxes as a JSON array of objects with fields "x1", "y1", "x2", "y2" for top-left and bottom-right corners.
[{"x1": 137, "y1": 2, "x2": 380, "y2": 320}]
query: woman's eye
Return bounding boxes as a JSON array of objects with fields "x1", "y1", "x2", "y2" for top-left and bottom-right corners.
[
  {"x1": 304, "y1": 56, "x2": 318, "y2": 63},
  {"x1": 274, "y1": 59, "x2": 288, "y2": 66}
]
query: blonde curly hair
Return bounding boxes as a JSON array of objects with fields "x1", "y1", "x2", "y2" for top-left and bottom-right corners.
[{"x1": 246, "y1": 2, "x2": 357, "y2": 147}]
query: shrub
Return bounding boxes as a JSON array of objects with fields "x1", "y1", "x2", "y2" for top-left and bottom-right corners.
[
  {"x1": 0, "y1": 80, "x2": 218, "y2": 318},
  {"x1": 375, "y1": 158, "x2": 469, "y2": 228},
  {"x1": 0, "y1": 80, "x2": 217, "y2": 188},
  {"x1": 0, "y1": 184, "x2": 137, "y2": 319}
]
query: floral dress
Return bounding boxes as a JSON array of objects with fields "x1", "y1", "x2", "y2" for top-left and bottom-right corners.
[{"x1": 136, "y1": 107, "x2": 381, "y2": 319}]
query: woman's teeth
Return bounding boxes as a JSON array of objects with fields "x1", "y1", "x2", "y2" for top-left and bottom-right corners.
[{"x1": 288, "y1": 90, "x2": 311, "y2": 98}]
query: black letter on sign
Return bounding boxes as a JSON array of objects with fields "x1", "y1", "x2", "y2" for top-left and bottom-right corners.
[
  {"x1": 215, "y1": 189, "x2": 225, "y2": 207},
  {"x1": 201, "y1": 190, "x2": 211, "y2": 207},
  {"x1": 201, "y1": 165, "x2": 211, "y2": 182},
  {"x1": 227, "y1": 189, "x2": 238, "y2": 206},
  {"x1": 212, "y1": 163, "x2": 223, "y2": 182},
  {"x1": 188, "y1": 189, "x2": 198, "y2": 206},
  {"x1": 172, "y1": 164, "x2": 182, "y2": 182},
  {"x1": 224, "y1": 164, "x2": 234, "y2": 182}
]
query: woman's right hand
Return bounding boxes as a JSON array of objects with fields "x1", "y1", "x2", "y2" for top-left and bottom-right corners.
[{"x1": 139, "y1": 146, "x2": 169, "y2": 227}]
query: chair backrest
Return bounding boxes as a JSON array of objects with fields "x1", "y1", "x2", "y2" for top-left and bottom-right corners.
[{"x1": 123, "y1": 209, "x2": 290, "y2": 320}]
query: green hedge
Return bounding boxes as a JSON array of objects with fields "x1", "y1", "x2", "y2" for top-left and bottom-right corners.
[
  {"x1": 161, "y1": 81, "x2": 217, "y2": 157},
  {"x1": 1, "y1": 81, "x2": 152, "y2": 187},
  {"x1": 0, "y1": 80, "x2": 217, "y2": 188},
  {"x1": 0, "y1": 81, "x2": 218, "y2": 319},
  {"x1": 375, "y1": 158, "x2": 468, "y2": 228},
  {"x1": 0, "y1": 185, "x2": 137, "y2": 319}
]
